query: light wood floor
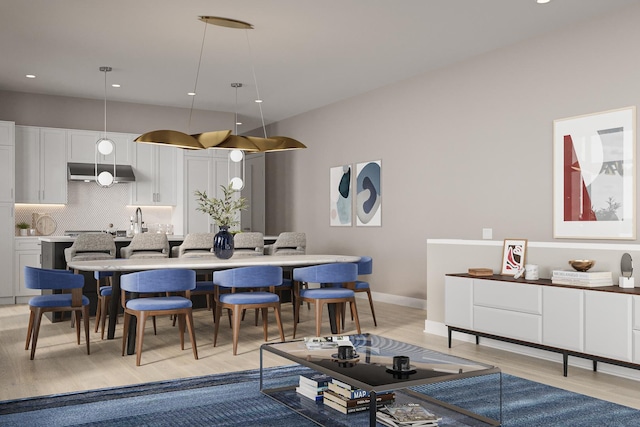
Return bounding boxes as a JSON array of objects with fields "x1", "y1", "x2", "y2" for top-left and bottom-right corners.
[{"x1": 1, "y1": 300, "x2": 639, "y2": 410}]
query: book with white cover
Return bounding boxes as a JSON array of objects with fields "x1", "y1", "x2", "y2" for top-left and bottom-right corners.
[{"x1": 552, "y1": 270, "x2": 611, "y2": 279}]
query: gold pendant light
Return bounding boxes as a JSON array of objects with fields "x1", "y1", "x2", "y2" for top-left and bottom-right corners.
[{"x1": 134, "y1": 16, "x2": 306, "y2": 152}]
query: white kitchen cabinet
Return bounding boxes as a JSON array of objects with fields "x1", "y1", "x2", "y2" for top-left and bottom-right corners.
[
  {"x1": 15, "y1": 126, "x2": 67, "y2": 204},
  {"x1": 542, "y1": 286, "x2": 584, "y2": 352},
  {"x1": 0, "y1": 121, "x2": 15, "y2": 203},
  {"x1": 14, "y1": 238, "x2": 41, "y2": 302},
  {"x1": 183, "y1": 151, "x2": 227, "y2": 233},
  {"x1": 584, "y1": 290, "x2": 633, "y2": 362},
  {"x1": 67, "y1": 129, "x2": 133, "y2": 164},
  {"x1": 130, "y1": 142, "x2": 177, "y2": 206},
  {"x1": 183, "y1": 150, "x2": 265, "y2": 234},
  {"x1": 444, "y1": 275, "x2": 473, "y2": 329},
  {"x1": 0, "y1": 205, "x2": 15, "y2": 303}
]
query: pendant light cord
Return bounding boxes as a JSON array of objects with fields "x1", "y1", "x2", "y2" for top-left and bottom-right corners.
[
  {"x1": 103, "y1": 69, "x2": 108, "y2": 139},
  {"x1": 188, "y1": 22, "x2": 208, "y2": 132},
  {"x1": 245, "y1": 30, "x2": 267, "y2": 139}
]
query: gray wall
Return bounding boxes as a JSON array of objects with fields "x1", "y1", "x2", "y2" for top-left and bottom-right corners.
[{"x1": 265, "y1": 3, "x2": 640, "y2": 300}]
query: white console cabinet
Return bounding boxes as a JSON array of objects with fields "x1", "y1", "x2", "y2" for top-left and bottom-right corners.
[{"x1": 445, "y1": 274, "x2": 640, "y2": 376}]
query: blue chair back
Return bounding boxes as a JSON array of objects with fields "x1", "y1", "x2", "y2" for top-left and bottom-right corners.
[
  {"x1": 293, "y1": 263, "x2": 357, "y2": 283},
  {"x1": 213, "y1": 266, "x2": 283, "y2": 289},
  {"x1": 121, "y1": 269, "x2": 196, "y2": 293},
  {"x1": 356, "y1": 256, "x2": 372, "y2": 275},
  {"x1": 24, "y1": 266, "x2": 82, "y2": 290}
]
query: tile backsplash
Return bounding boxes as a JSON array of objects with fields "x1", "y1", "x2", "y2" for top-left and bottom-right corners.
[{"x1": 15, "y1": 182, "x2": 173, "y2": 236}]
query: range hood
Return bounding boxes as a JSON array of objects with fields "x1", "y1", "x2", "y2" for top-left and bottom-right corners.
[{"x1": 67, "y1": 163, "x2": 136, "y2": 183}]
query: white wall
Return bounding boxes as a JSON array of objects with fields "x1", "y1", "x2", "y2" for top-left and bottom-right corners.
[{"x1": 265, "y1": 4, "x2": 640, "y2": 301}]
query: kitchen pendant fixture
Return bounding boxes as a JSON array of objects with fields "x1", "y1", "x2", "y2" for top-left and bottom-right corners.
[
  {"x1": 134, "y1": 15, "x2": 306, "y2": 153},
  {"x1": 95, "y1": 66, "x2": 117, "y2": 187},
  {"x1": 228, "y1": 83, "x2": 245, "y2": 190}
]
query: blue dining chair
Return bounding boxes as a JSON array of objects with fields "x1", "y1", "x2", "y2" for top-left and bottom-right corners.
[
  {"x1": 24, "y1": 266, "x2": 90, "y2": 360},
  {"x1": 120, "y1": 269, "x2": 198, "y2": 366},
  {"x1": 292, "y1": 263, "x2": 361, "y2": 338},
  {"x1": 213, "y1": 265, "x2": 285, "y2": 355}
]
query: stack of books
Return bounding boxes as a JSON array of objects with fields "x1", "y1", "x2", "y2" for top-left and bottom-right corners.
[
  {"x1": 551, "y1": 270, "x2": 613, "y2": 287},
  {"x1": 296, "y1": 372, "x2": 333, "y2": 402},
  {"x1": 323, "y1": 378, "x2": 395, "y2": 414},
  {"x1": 377, "y1": 403, "x2": 442, "y2": 426}
]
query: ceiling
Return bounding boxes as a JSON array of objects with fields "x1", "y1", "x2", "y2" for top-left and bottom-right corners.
[{"x1": 1, "y1": 0, "x2": 638, "y2": 132}]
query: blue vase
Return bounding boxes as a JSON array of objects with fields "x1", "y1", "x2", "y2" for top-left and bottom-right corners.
[{"x1": 213, "y1": 226, "x2": 234, "y2": 259}]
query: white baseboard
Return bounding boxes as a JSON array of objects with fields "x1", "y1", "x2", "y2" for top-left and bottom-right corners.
[
  {"x1": 0, "y1": 296, "x2": 15, "y2": 305},
  {"x1": 355, "y1": 291, "x2": 426, "y2": 310},
  {"x1": 426, "y1": 321, "x2": 640, "y2": 382}
]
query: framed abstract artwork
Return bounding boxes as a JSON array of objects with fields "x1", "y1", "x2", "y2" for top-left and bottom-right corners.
[
  {"x1": 553, "y1": 106, "x2": 636, "y2": 239},
  {"x1": 501, "y1": 239, "x2": 527, "y2": 276},
  {"x1": 356, "y1": 160, "x2": 381, "y2": 227},
  {"x1": 330, "y1": 164, "x2": 352, "y2": 226}
]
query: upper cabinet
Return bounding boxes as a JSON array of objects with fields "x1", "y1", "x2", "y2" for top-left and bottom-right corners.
[
  {"x1": 67, "y1": 130, "x2": 133, "y2": 164},
  {"x1": 0, "y1": 121, "x2": 15, "y2": 203},
  {"x1": 15, "y1": 126, "x2": 67, "y2": 204},
  {"x1": 182, "y1": 150, "x2": 264, "y2": 234},
  {"x1": 130, "y1": 142, "x2": 177, "y2": 206}
]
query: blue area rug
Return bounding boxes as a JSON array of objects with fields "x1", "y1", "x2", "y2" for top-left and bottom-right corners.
[{"x1": 0, "y1": 366, "x2": 638, "y2": 426}]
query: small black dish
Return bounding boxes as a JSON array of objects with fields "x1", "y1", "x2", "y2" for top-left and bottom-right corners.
[
  {"x1": 331, "y1": 353, "x2": 359, "y2": 361},
  {"x1": 385, "y1": 365, "x2": 417, "y2": 374}
]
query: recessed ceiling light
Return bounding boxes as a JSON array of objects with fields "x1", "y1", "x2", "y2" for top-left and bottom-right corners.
[
  {"x1": 254, "y1": 99, "x2": 263, "y2": 103},
  {"x1": 188, "y1": 92, "x2": 196, "y2": 96},
  {"x1": 537, "y1": 0, "x2": 550, "y2": 4},
  {"x1": 111, "y1": 83, "x2": 120, "y2": 88},
  {"x1": 236, "y1": 121, "x2": 242, "y2": 126},
  {"x1": 25, "y1": 74, "x2": 36, "y2": 79}
]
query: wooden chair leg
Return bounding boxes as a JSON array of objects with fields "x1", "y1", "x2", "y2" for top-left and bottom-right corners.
[
  {"x1": 366, "y1": 289, "x2": 378, "y2": 326},
  {"x1": 100, "y1": 296, "x2": 110, "y2": 340},
  {"x1": 95, "y1": 297, "x2": 102, "y2": 334},
  {"x1": 29, "y1": 308, "x2": 44, "y2": 360},
  {"x1": 83, "y1": 306, "x2": 91, "y2": 355},
  {"x1": 350, "y1": 298, "x2": 361, "y2": 334},
  {"x1": 25, "y1": 309, "x2": 35, "y2": 351},
  {"x1": 232, "y1": 307, "x2": 242, "y2": 355},
  {"x1": 186, "y1": 310, "x2": 198, "y2": 360},
  {"x1": 213, "y1": 304, "x2": 222, "y2": 347},
  {"x1": 122, "y1": 312, "x2": 130, "y2": 356},
  {"x1": 135, "y1": 313, "x2": 147, "y2": 366},
  {"x1": 74, "y1": 311, "x2": 82, "y2": 345},
  {"x1": 274, "y1": 305, "x2": 285, "y2": 342},
  {"x1": 314, "y1": 301, "x2": 323, "y2": 337},
  {"x1": 293, "y1": 296, "x2": 300, "y2": 339},
  {"x1": 176, "y1": 314, "x2": 185, "y2": 350},
  {"x1": 261, "y1": 307, "x2": 269, "y2": 341}
]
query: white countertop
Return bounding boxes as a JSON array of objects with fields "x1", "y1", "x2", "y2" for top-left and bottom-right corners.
[
  {"x1": 38, "y1": 234, "x2": 185, "y2": 243},
  {"x1": 67, "y1": 254, "x2": 361, "y2": 272}
]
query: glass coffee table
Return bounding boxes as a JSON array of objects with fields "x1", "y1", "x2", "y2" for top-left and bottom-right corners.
[{"x1": 260, "y1": 334, "x2": 502, "y2": 426}]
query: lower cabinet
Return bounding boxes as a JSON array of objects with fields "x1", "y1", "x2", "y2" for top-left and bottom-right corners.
[
  {"x1": 542, "y1": 286, "x2": 584, "y2": 352},
  {"x1": 14, "y1": 238, "x2": 41, "y2": 302},
  {"x1": 445, "y1": 274, "x2": 640, "y2": 375},
  {"x1": 584, "y1": 290, "x2": 633, "y2": 362}
]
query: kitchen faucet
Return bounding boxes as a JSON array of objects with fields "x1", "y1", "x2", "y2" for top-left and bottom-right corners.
[{"x1": 135, "y1": 207, "x2": 143, "y2": 234}]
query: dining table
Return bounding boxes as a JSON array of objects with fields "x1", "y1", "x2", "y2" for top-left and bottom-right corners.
[{"x1": 67, "y1": 254, "x2": 361, "y2": 355}]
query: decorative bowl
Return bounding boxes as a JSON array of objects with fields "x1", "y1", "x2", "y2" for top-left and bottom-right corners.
[{"x1": 569, "y1": 259, "x2": 595, "y2": 272}]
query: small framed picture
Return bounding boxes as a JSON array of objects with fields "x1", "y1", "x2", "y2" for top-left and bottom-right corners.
[{"x1": 501, "y1": 239, "x2": 527, "y2": 275}]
